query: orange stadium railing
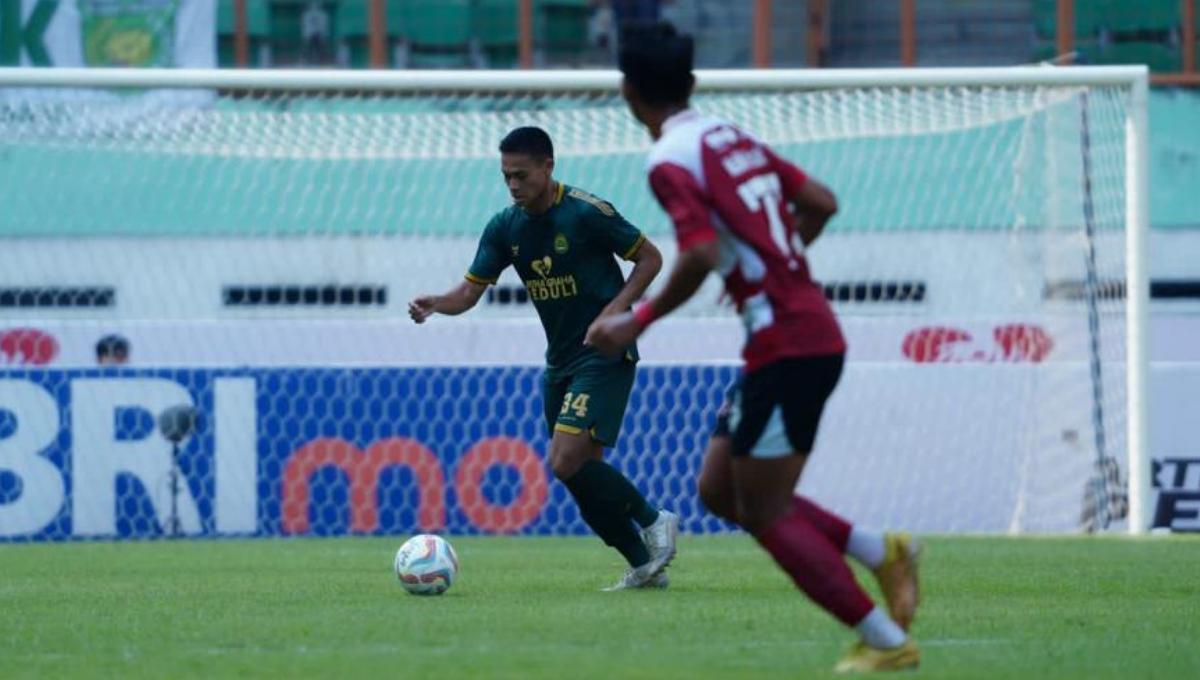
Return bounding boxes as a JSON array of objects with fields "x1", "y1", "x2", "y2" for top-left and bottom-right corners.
[{"x1": 224, "y1": 0, "x2": 1199, "y2": 86}]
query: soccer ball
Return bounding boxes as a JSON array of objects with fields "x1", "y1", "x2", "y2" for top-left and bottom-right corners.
[{"x1": 394, "y1": 534, "x2": 459, "y2": 596}]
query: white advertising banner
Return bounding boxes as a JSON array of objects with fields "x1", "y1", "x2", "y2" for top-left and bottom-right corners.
[
  {"x1": 0, "y1": 0, "x2": 214, "y2": 68},
  {"x1": 2, "y1": 315, "x2": 1197, "y2": 368}
]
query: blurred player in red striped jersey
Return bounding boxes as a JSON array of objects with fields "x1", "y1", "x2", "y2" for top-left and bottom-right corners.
[{"x1": 586, "y1": 23, "x2": 924, "y2": 673}]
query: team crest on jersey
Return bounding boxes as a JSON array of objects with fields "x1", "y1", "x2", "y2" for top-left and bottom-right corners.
[
  {"x1": 531, "y1": 255, "x2": 553, "y2": 278},
  {"x1": 553, "y1": 234, "x2": 569, "y2": 254},
  {"x1": 511, "y1": 245, "x2": 519, "y2": 257}
]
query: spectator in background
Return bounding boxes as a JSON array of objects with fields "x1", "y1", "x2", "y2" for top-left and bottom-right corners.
[
  {"x1": 590, "y1": 1, "x2": 749, "y2": 68},
  {"x1": 96, "y1": 334, "x2": 129, "y2": 366},
  {"x1": 591, "y1": 0, "x2": 668, "y2": 54},
  {"x1": 588, "y1": 0, "x2": 615, "y2": 52},
  {"x1": 612, "y1": 0, "x2": 662, "y2": 35},
  {"x1": 301, "y1": 1, "x2": 331, "y2": 65}
]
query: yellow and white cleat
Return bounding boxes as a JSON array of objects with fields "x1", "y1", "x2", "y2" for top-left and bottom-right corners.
[
  {"x1": 834, "y1": 640, "x2": 921, "y2": 673},
  {"x1": 873, "y1": 532, "x2": 923, "y2": 631}
]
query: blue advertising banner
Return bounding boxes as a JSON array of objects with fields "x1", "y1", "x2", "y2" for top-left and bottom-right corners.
[{"x1": 0, "y1": 365, "x2": 735, "y2": 542}]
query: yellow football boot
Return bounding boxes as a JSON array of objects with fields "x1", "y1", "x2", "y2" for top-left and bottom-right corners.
[
  {"x1": 834, "y1": 640, "x2": 921, "y2": 673},
  {"x1": 873, "y1": 532, "x2": 923, "y2": 631}
]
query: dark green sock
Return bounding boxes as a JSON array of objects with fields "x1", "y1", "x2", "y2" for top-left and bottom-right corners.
[
  {"x1": 564, "y1": 460, "x2": 653, "y2": 567},
  {"x1": 588, "y1": 459, "x2": 661, "y2": 529}
]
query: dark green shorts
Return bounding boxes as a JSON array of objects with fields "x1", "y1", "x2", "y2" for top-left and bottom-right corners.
[{"x1": 542, "y1": 360, "x2": 636, "y2": 447}]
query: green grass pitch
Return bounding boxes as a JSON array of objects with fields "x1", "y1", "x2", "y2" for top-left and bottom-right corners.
[{"x1": 2, "y1": 535, "x2": 1197, "y2": 678}]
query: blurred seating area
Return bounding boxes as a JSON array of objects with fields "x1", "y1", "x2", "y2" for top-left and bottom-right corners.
[
  {"x1": 827, "y1": 0, "x2": 1036, "y2": 67},
  {"x1": 218, "y1": 0, "x2": 599, "y2": 68},
  {"x1": 216, "y1": 1, "x2": 1199, "y2": 83},
  {"x1": 1031, "y1": 0, "x2": 1194, "y2": 72}
]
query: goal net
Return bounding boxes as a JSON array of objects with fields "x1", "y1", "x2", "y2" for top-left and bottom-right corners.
[{"x1": 0, "y1": 67, "x2": 1149, "y2": 541}]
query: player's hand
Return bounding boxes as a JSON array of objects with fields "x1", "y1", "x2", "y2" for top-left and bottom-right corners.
[
  {"x1": 585, "y1": 311, "x2": 639, "y2": 356},
  {"x1": 408, "y1": 295, "x2": 438, "y2": 324},
  {"x1": 596, "y1": 302, "x2": 624, "y2": 320}
]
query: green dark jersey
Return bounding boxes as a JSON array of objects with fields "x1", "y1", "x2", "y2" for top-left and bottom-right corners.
[{"x1": 466, "y1": 183, "x2": 646, "y2": 377}]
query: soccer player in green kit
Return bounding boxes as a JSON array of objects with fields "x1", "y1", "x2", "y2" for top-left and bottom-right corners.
[{"x1": 408, "y1": 126, "x2": 679, "y2": 590}]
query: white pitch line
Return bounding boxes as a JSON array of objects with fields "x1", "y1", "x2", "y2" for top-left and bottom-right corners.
[
  {"x1": 21, "y1": 637, "x2": 1012, "y2": 663},
  {"x1": 922, "y1": 638, "x2": 1011, "y2": 647}
]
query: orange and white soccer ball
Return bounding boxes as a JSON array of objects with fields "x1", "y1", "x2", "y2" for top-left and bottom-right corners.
[{"x1": 394, "y1": 534, "x2": 459, "y2": 596}]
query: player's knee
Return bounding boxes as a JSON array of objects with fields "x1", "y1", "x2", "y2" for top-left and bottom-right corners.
[
  {"x1": 736, "y1": 500, "x2": 791, "y2": 536},
  {"x1": 548, "y1": 434, "x2": 592, "y2": 480},
  {"x1": 696, "y1": 475, "x2": 717, "y2": 508},
  {"x1": 549, "y1": 453, "x2": 579, "y2": 481},
  {"x1": 736, "y1": 507, "x2": 772, "y2": 535},
  {"x1": 697, "y1": 476, "x2": 735, "y2": 522},
  {"x1": 734, "y1": 492, "x2": 784, "y2": 534}
]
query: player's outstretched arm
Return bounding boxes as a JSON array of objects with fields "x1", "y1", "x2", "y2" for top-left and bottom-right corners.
[
  {"x1": 792, "y1": 176, "x2": 838, "y2": 246},
  {"x1": 584, "y1": 240, "x2": 718, "y2": 355},
  {"x1": 408, "y1": 279, "x2": 487, "y2": 324}
]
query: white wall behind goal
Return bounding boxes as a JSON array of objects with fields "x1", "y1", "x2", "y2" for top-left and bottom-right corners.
[{"x1": 7, "y1": 229, "x2": 1198, "y2": 322}]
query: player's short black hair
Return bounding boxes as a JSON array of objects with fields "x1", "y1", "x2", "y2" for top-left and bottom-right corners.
[
  {"x1": 499, "y1": 126, "x2": 554, "y2": 160},
  {"x1": 619, "y1": 22, "x2": 694, "y2": 108}
]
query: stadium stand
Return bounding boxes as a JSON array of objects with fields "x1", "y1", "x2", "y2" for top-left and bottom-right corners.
[
  {"x1": 217, "y1": 0, "x2": 273, "y2": 66},
  {"x1": 1033, "y1": 0, "x2": 1183, "y2": 71}
]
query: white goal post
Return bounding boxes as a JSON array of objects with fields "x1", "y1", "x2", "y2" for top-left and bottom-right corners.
[{"x1": 0, "y1": 65, "x2": 1151, "y2": 538}]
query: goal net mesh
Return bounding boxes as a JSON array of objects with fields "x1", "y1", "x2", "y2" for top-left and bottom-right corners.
[{"x1": 0, "y1": 75, "x2": 1135, "y2": 540}]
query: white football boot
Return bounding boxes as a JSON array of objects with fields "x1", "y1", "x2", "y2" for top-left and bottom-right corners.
[
  {"x1": 642, "y1": 509, "x2": 679, "y2": 575},
  {"x1": 602, "y1": 563, "x2": 671, "y2": 591}
]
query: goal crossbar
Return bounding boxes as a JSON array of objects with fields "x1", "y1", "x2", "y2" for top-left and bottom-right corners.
[{"x1": 0, "y1": 65, "x2": 1150, "y2": 92}]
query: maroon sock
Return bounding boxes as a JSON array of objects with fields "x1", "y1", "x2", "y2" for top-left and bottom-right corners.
[
  {"x1": 754, "y1": 505, "x2": 874, "y2": 627},
  {"x1": 793, "y1": 495, "x2": 852, "y2": 551}
]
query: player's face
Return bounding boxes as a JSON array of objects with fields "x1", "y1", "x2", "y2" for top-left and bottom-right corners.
[{"x1": 501, "y1": 153, "x2": 553, "y2": 208}]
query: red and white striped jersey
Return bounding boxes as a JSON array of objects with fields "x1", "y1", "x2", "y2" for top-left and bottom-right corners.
[{"x1": 646, "y1": 109, "x2": 845, "y2": 371}]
